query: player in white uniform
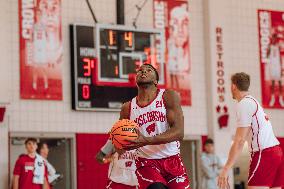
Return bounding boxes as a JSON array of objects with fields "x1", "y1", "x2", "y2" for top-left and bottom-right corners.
[
  {"x1": 218, "y1": 72, "x2": 284, "y2": 189},
  {"x1": 267, "y1": 33, "x2": 284, "y2": 107},
  {"x1": 121, "y1": 64, "x2": 190, "y2": 189},
  {"x1": 96, "y1": 139, "x2": 138, "y2": 189}
]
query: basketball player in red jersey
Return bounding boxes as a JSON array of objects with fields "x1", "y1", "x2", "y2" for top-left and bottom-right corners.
[
  {"x1": 218, "y1": 73, "x2": 284, "y2": 189},
  {"x1": 120, "y1": 64, "x2": 190, "y2": 189}
]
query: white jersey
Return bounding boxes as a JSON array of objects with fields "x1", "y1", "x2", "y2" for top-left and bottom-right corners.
[
  {"x1": 101, "y1": 140, "x2": 138, "y2": 186},
  {"x1": 236, "y1": 95, "x2": 279, "y2": 152},
  {"x1": 130, "y1": 89, "x2": 180, "y2": 159}
]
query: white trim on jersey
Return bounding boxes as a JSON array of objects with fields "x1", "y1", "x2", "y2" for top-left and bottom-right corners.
[
  {"x1": 136, "y1": 170, "x2": 155, "y2": 183},
  {"x1": 241, "y1": 96, "x2": 279, "y2": 183}
]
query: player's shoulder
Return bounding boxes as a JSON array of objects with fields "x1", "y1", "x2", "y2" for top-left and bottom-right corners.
[
  {"x1": 163, "y1": 89, "x2": 180, "y2": 100},
  {"x1": 16, "y1": 154, "x2": 27, "y2": 163},
  {"x1": 120, "y1": 101, "x2": 131, "y2": 119},
  {"x1": 121, "y1": 101, "x2": 131, "y2": 109},
  {"x1": 238, "y1": 96, "x2": 258, "y2": 112},
  {"x1": 163, "y1": 89, "x2": 180, "y2": 106},
  {"x1": 239, "y1": 96, "x2": 258, "y2": 106}
]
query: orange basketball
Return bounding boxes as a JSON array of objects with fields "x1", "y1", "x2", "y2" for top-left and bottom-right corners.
[{"x1": 110, "y1": 119, "x2": 138, "y2": 149}]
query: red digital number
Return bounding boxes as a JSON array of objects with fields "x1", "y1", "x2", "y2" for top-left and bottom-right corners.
[
  {"x1": 124, "y1": 32, "x2": 133, "y2": 47},
  {"x1": 83, "y1": 58, "x2": 95, "y2": 76},
  {"x1": 109, "y1": 30, "x2": 116, "y2": 45},
  {"x1": 82, "y1": 85, "x2": 90, "y2": 99}
]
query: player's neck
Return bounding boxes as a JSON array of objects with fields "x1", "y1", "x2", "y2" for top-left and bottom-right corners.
[
  {"x1": 27, "y1": 152, "x2": 36, "y2": 158},
  {"x1": 236, "y1": 91, "x2": 249, "y2": 102},
  {"x1": 137, "y1": 86, "x2": 158, "y2": 103}
]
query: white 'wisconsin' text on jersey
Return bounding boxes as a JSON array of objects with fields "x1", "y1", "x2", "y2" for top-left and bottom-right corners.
[{"x1": 130, "y1": 89, "x2": 180, "y2": 159}]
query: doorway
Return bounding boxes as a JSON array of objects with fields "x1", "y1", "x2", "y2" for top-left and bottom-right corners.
[
  {"x1": 180, "y1": 138, "x2": 201, "y2": 189},
  {"x1": 9, "y1": 133, "x2": 76, "y2": 189}
]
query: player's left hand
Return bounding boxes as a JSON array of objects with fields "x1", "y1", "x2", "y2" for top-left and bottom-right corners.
[
  {"x1": 217, "y1": 168, "x2": 230, "y2": 189},
  {"x1": 123, "y1": 128, "x2": 150, "y2": 150}
]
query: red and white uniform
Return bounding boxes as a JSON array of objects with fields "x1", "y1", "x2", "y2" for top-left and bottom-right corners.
[
  {"x1": 130, "y1": 89, "x2": 180, "y2": 159},
  {"x1": 130, "y1": 89, "x2": 190, "y2": 189},
  {"x1": 101, "y1": 140, "x2": 138, "y2": 189},
  {"x1": 236, "y1": 95, "x2": 284, "y2": 187}
]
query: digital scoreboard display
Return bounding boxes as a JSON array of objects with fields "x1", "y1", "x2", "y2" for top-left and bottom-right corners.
[{"x1": 70, "y1": 24, "x2": 165, "y2": 111}]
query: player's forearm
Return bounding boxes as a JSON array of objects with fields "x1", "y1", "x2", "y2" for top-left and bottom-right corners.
[
  {"x1": 146, "y1": 126, "x2": 184, "y2": 145},
  {"x1": 95, "y1": 151, "x2": 106, "y2": 164},
  {"x1": 223, "y1": 139, "x2": 245, "y2": 170},
  {"x1": 12, "y1": 176, "x2": 19, "y2": 189}
]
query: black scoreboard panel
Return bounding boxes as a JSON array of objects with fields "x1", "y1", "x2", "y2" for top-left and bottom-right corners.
[
  {"x1": 70, "y1": 24, "x2": 165, "y2": 111},
  {"x1": 70, "y1": 24, "x2": 137, "y2": 111}
]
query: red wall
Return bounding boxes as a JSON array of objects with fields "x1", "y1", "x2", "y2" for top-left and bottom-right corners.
[
  {"x1": 76, "y1": 133, "x2": 109, "y2": 189},
  {"x1": 277, "y1": 138, "x2": 284, "y2": 189}
]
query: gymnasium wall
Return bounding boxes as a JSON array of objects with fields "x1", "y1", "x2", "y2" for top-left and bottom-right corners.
[
  {"x1": 3, "y1": 0, "x2": 208, "y2": 135},
  {"x1": 226, "y1": 0, "x2": 284, "y2": 136}
]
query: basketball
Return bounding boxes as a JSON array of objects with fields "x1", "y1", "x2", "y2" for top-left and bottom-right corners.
[{"x1": 110, "y1": 119, "x2": 138, "y2": 149}]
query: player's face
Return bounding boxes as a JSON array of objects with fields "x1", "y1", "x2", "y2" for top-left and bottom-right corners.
[
  {"x1": 204, "y1": 144, "x2": 214, "y2": 154},
  {"x1": 136, "y1": 65, "x2": 157, "y2": 86},
  {"x1": 39, "y1": 0, "x2": 60, "y2": 30},
  {"x1": 39, "y1": 144, "x2": 49, "y2": 158},
  {"x1": 170, "y1": 12, "x2": 189, "y2": 47},
  {"x1": 231, "y1": 83, "x2": 237, "y2": 99},
  {"x1": 25, "y1": 141, "x2": 37, "y2": 154}
]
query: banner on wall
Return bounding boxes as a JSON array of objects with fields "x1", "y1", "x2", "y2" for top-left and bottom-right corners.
[
  {"x1": 153, "y1": 0, "x2": 191, "y2": 105},
  {"x1": 19, "y1": 0, "x2": 62, "y2": 100},
  {"x1": 258, "y1": 10, "x2": 284, "y2": 108}
]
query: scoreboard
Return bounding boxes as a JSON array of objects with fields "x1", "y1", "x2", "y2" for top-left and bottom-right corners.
[{"x1": 70, "y1": 24, "x2": 165, "y2": 111}]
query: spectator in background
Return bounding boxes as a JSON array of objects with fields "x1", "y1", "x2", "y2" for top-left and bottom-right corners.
[
  {"x1": 201, "y1": 138, "x2": 223, "y2": 189},
  {"x1": 12, "y1": 138, "x2": 49, "y2": 189},
  {"x1": 37, "y1": 142, "x2": 62, "y2": 187}
]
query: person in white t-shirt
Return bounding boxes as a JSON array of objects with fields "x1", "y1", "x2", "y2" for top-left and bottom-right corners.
[
  {"x1": 96, "y1": 139, "x2": 138, "y2": 189},
  {"x1": 218, "y1": 72, "x2": 284, "y2": 189},
  {"x1": 201, "y1": 138, "x2": 223, "y2": 189},
  {"x1": 37, "y1": 142, "x2": 62, "y2": 186}
]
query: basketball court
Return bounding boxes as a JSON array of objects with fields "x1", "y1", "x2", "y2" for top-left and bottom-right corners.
[{"x1": 0, "y1": 0, "x2": 284, "y2": 189}]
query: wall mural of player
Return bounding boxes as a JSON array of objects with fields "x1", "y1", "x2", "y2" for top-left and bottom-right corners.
[
  {"x1": 267, "y1": 33, "x2": 284, "y2": 107},
  {"x1": 167, "y1": 4, "x2": 190, "y2": 89},
  {"x1": 19, "y1": 0, "x2": 63, "y2": 100},
  {"x1": 258, "y1": 10, "x2": 284, "y2": 108},
  {"x1": 154, "y1": 0, "x2": 191, "y2": 105}
]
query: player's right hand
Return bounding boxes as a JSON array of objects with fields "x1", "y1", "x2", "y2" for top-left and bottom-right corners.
[{"x1": 217, "y1": 168, "x2": 230, "y2": 189}]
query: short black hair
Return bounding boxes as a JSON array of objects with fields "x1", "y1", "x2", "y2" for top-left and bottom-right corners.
[
  {"x1": 204, "y1": 138, "x2": 214, "y2": 145},
  {"x1": 36, "y1": 142, "x2": 48, "y2": 154},
  {"x1": 142, "y1": 63, "x2": 159, "y2": 82},
  {"x1": 25, "y1": 138, "x2": 37, "y2": 145}
]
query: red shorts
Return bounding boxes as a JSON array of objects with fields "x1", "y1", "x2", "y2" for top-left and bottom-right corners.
[
  {"x1": 106, "y1": 180, "x2": 137, "y2": 189},
  {"x1": 135, "y1": 154, "x2": 190, "y2": 189},
  {"x1": 248, "y1": 145, "x2": 284, "y2": 187}
]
